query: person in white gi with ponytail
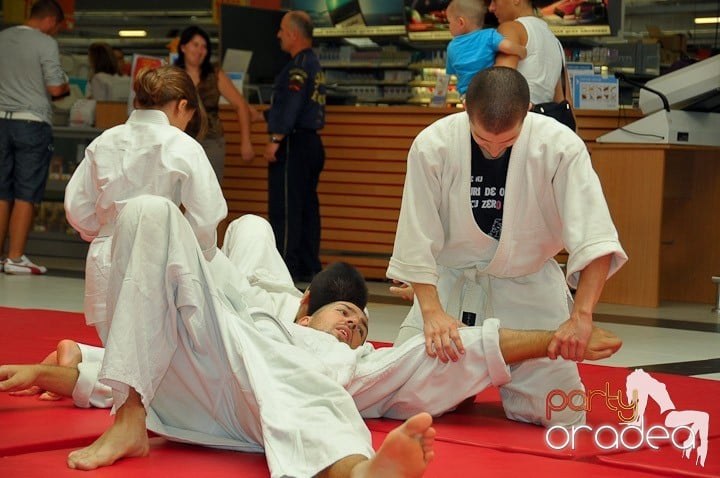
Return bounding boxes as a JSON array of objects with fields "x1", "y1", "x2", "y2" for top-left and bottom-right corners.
[
  {"x1": 65, "y1": 65, "x2": 226, "y2": 344},
  {"x1": 388, "y1": 67, "x2": 627, "y2": 427}
]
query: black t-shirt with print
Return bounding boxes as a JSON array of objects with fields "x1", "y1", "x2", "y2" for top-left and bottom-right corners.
[{"x1": 470, "y1": 139, "x2": 511, "y2": 240}]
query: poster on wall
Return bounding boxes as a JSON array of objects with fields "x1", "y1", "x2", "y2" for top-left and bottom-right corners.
[
  {"x1": 573, "y1": 74, "x2": 619, "y2": 110},
  {"x1": 127, "y1": 54, "x2": 166, "y2": 115}
]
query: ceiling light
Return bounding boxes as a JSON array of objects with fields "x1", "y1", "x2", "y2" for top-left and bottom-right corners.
[
  {"x1": 694, "y1": 17, "x2": 720, "y2": 25},
  {"x1": 119, "y1": 30, "x2": 148, "y2": 37}
]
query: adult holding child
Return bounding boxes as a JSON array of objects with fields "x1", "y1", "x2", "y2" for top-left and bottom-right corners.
[
  {"x1": 445, "y1": 0, "x2": 526, "y2": 96},
  {"x1": 174, "y1": 26, "x2": 257, "y2": 181},
  {"x1": 490, "y1": 0, "x2": 575, "y2": 128}
]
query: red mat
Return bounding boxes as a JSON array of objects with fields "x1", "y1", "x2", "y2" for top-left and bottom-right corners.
[
  {"x1": 0, "y1": 437, "x2": 270, "y2": 478},
  {"x1": 367, "y1": 365, "x2": 720, "y2": 462},
  {"x1": 597, "y1": 437, "x2": 720, "y2": 478},
  {"x1": 0, "y1": 432, "x2": 663, "y2": 478},
  {"x1": 2, "y1": 306, "x2": 718, "y2": 476},
  {"x1": 0, "y1": 307, "x2": 101, "y2": 365}
]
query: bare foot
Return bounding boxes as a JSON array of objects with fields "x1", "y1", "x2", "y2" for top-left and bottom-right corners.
[
  {"x1": 67, "y1": 402, "x2": 149, "y2": 470},
  {"x1": 354, "y1": 413, "x2": 435, "y2": 478}
]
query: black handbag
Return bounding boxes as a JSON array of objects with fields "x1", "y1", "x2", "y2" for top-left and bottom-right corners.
[{"x1": 531, "y1": 61, "x2": 577, "y2": 131}]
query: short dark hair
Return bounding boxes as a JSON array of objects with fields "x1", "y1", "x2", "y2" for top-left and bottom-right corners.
[
  {"x1": 30, "y1": 0, "x2": 64, "y2": 23},
  {"x1": 464, "y1": 67, "x2": 530, "y2": 134},
  {"x1": 288, "y1": 11, "x2": 314, "y2": 40},
  {"x1": 307, "y1": 262, "x2": 368, "y2": 315}
]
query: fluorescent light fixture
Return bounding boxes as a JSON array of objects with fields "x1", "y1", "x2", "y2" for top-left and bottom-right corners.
[
  {"x1": 694, "y1": 17, "x2": 720, "y2": 25},
  {"x1": 118, "y1": 30, "x2": 147, "y2": 37}
]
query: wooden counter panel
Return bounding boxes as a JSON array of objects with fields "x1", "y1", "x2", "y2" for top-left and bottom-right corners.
[
  {"x1": 590, "y1": 143, "x2": 720, "y2": 306},
  {"x1": 589, "y1": 145, "x2": 665, "y2": 306},
  {"x1": 659, "y1": 151, "x2": 720, "y2": 303}
]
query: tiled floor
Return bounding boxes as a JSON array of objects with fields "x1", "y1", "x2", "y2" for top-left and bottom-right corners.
[{"x1": 2, "y1": 257, "x2": 719, "y2": 381}]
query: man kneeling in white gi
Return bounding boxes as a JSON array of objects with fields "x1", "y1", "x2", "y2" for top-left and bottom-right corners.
[{"x1": 0, "y1": 196, "x2": 621, "y2": 477}]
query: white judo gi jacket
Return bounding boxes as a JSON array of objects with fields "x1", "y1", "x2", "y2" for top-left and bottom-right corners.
[
  {"x1": 387, "y1": 111, "x2": 627, "y2": 425},
  {"x1": 65, "y1": 109, "x2": 227, "y2": 337}
]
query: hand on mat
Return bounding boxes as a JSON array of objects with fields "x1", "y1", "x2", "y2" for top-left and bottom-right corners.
[
  {"x1": 548, "y1": 316, "x2": 593, "y2": 362},
  {"x1": 8, "y1": 384, "x2": 43, "y2": 397},
  {"x1": 582, "y1": 327, "x2": 622, "y2": 361},
  {"x1": 422, "y1": 309, "x2": 465, "y2": 363},
  {"x1": 389, "y1": 280, "x2": 414, "y2": 301}
]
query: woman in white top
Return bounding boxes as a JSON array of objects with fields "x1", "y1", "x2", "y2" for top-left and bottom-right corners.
[
  {"x1": 490, "y1": 0, "x2": 570, "y2": 107},
  {"x1": 86, "y1": 42, "x2": 129, "y2": 102},
  {"x1": 65, "y1": 65, "x2": 227, "y2": 343}
]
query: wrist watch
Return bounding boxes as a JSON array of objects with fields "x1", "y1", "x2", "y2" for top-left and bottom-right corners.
[{"x1": 270, "y1": 135, "x2": 282, "y2": 144}]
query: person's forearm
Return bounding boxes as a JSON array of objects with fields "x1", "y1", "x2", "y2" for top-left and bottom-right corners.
[
  {"x1": 571, "y1": 254, "x2": 612, "y2": 322},
  {"x1": 411, "y1": 282, "x2": 443, "y2": 318},
  {"x1": 32, "y1": 364, "x2": 79, "y2": 397},
  {"x1": 498, "y1": 40, "x2": 526, "y2": 59},
  {"x1": 236, "y1": 101, "x2": 252, "y2": 144},
  {"x1": 499, "y1": 329, "x2": 553, "y2": 364}
]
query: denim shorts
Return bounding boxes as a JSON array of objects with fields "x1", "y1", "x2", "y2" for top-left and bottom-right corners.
[{"x1": 0, "y1": 119, "x2": 53, "y2": 203}]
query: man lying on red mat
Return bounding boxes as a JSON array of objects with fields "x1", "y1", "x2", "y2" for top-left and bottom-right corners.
[{"x1": 1, "y1": 196, "x2": 622, "y2": 476}]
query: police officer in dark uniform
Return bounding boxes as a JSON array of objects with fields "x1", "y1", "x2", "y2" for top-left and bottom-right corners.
[{"x1": 264, "y1": 10, "x2": 326, "y2": 282}]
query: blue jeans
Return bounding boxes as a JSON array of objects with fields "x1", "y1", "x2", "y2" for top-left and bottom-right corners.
[{"x1": 0, "y1": 119, "x2": 53, "y2": 203}]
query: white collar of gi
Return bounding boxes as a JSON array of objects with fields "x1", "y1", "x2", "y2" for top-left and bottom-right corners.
[{"x1": 127, "y1": 109, "x2": 171, "y2": 126}]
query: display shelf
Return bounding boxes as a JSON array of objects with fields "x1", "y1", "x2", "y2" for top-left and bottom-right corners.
[
  {"x1": 26, "y1": 231, "x2": 88, "y2": 259},
  {"x1": 321, "y1": 61, "x2": 410, "y2": 69},
  {"x1": 407, "y1": 97, "x2": 461, "y2": 106},
  {"x1": 24, "y1": 127, "x2": 101, "y2": 261},
  {"x1": 408, "y1": 79, "x2": 456, "y2": 87},
  {"x1": 332, "y1": 80, "x2": 414, "y2": 86}
]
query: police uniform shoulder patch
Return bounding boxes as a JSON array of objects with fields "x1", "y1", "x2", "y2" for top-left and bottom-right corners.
[{"x1": 288, "y1": 68, "x2": 308, "y2": 92}]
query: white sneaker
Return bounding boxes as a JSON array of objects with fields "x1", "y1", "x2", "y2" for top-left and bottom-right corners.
[{"x1": 4, "y1": 255, "x2": 48, "y2": 275}]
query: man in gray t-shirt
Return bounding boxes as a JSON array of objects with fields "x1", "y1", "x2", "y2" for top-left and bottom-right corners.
[{"x1": 0, "y1": 0, "x2": 69, "y2": 275}]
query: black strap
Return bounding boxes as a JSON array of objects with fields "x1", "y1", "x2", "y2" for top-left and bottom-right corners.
[{"x1": 558, "y1": 42, "x2": 568, "y2": 99}]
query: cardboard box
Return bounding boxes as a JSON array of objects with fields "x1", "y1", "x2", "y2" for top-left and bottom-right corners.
[
  {"x1": 94, "y1": 101, "x2": 127, "y2": 129},
  {"x1": 647, "y1": 26, "x2": 687, "y2": 52}
]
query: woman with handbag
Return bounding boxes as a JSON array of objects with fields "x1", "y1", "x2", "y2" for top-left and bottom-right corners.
[{"x1": 489, "y1": 0, "x2": 576, "y2": 130}]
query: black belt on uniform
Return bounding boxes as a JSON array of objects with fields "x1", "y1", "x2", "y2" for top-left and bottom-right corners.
[{"x1": 291, "y1": 128, "x2": 317, "y2": 134}]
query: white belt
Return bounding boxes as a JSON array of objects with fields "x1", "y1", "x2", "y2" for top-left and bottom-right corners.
[
  {"x1": 0, "y1": 110, "x2": 43, "y2": 122},
  {"x1": 446, "y1": 266, "x2": 494, "y2": 325}
]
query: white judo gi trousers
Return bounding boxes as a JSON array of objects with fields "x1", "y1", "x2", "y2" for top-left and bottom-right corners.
[
  {"x1": 395, "y1": 260, "x2": 585, "y2": 427},
  {"x1": 71, "y1": 214, "x2": 304, "y2": 410},
  {"x1": 98, "y1": 196, "x2": 374, "y2": 478}
]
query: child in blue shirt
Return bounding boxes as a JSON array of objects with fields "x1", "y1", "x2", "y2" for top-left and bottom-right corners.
[{"x1": 446, "y1": 0, "x2": 527, "y2": 95}]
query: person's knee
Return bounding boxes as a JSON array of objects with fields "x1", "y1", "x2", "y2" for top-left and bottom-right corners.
[
  {"x1": 56, "y1": 340, "x2": 82, "y2": 367},
  {"x1": 118, "y1": 195, "x2": 177, "y2": 226},
  {"x1": 225, "y1": 214, "x2": 275, "y2": 246}
]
